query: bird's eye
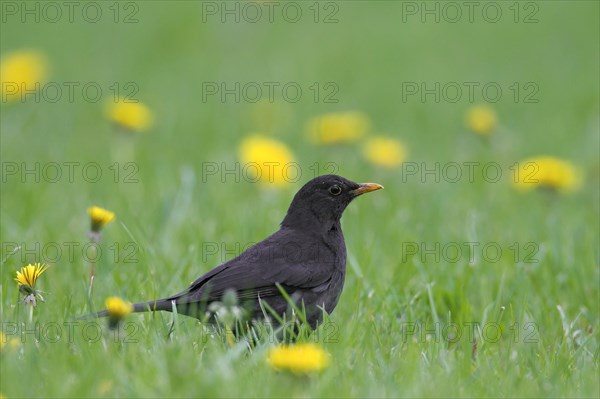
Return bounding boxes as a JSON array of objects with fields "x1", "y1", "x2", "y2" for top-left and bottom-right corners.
[{"x1": 328, "y1": 185, "x2": 342, "y2": 196}]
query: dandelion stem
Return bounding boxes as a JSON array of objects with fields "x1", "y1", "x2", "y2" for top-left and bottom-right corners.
[
  {"x1": 88, "y1": 240, "x2": 98, "y2": 302},
  {"x1": 89, "y1": 273, "x2": 95, "y2": 298}
]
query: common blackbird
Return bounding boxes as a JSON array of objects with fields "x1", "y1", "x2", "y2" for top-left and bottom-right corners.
[{"x1": 94, "y1": 174, "x2": 382, "y2": 328}]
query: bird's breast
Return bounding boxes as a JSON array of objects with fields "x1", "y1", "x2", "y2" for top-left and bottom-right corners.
[{"x1": 326, "y1": 228, "x2": 347, "y2": 270}]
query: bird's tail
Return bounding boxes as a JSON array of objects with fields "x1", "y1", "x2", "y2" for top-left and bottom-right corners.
[{"x1": 80, "y1": 299, "x2": 175, "y2": 319}]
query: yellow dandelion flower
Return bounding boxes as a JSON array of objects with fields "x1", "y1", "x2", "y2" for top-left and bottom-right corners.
[
  {"x1": 88, "y1": 206, "x2": 116, "y2": 232},
  {"x1": 238, "y1": 135, "x2": 296, "y2": 185},
  {"x1": 0, "y1": 50, "x2": 47, "y2": 102},
  {"x1": 15, "y1": 263, "x2": 49, "y2": 307},
  {"x1": 267, "y1": 343, "x2": 330, "y2": 374},
  {"x1": 15, "y1": 263, "x2": 48, "y2": 290},
  {"x1": 306, "y1": 111, "x2": 370, "y2": 145},
  {"x1": 363, "y1": 136, "x2": 407, "y2": 168},
  {"x1": 105, "y1": 297, "x2": 133, "y2": 319},
  {"x1": 106, "y1": 98, "x2": 153, "y2": 132},
  {"x1": 465, "y1": 105, "x2": 497, "y2": 136},
  {"x1": 513, "y1": 156, "x2": 582, "y2": 193},
  {"x1": 105, "y1": 296, "x2": 133, "y2": 329}
]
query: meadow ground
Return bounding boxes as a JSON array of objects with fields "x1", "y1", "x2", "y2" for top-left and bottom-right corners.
[{"x1": 1, "y1": 1, "x2": 599, "y2": 398}]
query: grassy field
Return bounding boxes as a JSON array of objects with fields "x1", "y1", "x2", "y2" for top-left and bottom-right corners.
[{"x1": 1, "y1": 1, "x2": 599, "y2": 398}]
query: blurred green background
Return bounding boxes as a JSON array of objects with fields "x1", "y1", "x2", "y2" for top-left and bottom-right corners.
[{"x1": 1, "y1": 1, "x2": 598, "y2": 398}]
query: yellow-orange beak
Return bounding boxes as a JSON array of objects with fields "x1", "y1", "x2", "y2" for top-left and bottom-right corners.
[{"x1": 350, "y1": 182, "x2": 384, "y2": 196}]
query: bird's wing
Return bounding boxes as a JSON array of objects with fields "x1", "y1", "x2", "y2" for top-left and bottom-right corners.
[{"x1": 175, "y1": 229, "x2": 339, "y2": 303}]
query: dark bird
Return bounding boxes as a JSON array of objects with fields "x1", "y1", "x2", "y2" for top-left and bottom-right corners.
[{"x1": 94, "y1": 175, "x2": 382, "y2": 328}]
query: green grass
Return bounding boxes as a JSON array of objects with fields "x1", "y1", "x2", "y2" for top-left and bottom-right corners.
[{"x1": 1, "y1": 1, "x2": 599, "y2": 398}]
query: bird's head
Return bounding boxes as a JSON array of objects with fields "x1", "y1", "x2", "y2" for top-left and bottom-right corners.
[{"x1": 281, "y1": 174, "x2": 383, "y2": 231}]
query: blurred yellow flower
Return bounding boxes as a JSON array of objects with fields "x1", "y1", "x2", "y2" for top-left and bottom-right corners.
[
  {"x1": 267, "y1": 343, "x2": 330, "y2": 374},
  {"x1": 0, "y1": 50, "x2": 47, "y2": 102},
  {"x1": 238, "y1": 135, "x2": 295, "y2": 185},
  {"x1": 88, "y1": 206, "x2": 116, "y2": 232},
  {"x1": 0, "y1": 331, "x2": 20, "y2": 351},
  {"x1": 15, "y1": 263, "x2": 48, "y2": 290},
  {"x1": 105, "y1": 297, "x2": 133, "y2": 328},
  {"x1": 106, "y1": 99, "x2": 153, "y2": 132},
  {"x1": 513, "y1": 156, "x2": 582, "y2": 193},
  {"x1": 306, "y1": 111, "x2": 370, "y2": 144},
  {"x1": 363, "y1": 136, "x2": 407, "y2": 168},
  {"x1": 465, "y1": 105, "x2": 497, "y2": 136},
  {"x1": 98, "y1": 380, "x2": 114, "y2": 395},
  {"x1": 105, "y1": 296, "x2": 134, "y2": 319}
]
